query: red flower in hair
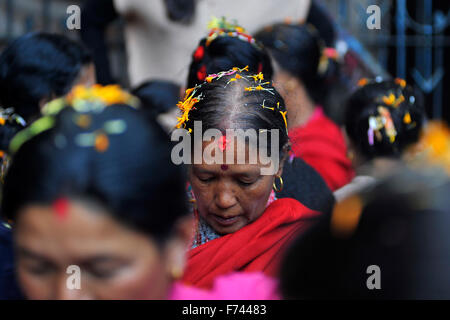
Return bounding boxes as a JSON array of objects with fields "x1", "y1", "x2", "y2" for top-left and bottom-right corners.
[
  {"x1": 193, "y1": 45, "x2": 204, "y2": 61},
  {"x1": 197, "y1": 65, "x2": 207, "y2": 81}
]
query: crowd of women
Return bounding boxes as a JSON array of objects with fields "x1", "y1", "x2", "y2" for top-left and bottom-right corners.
[{"x1": 0, "y1": 1, "x2": 449, "y2": 300}]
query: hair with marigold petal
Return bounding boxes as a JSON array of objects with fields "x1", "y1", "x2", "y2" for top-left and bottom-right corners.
[
  {"x1": 345, "y1": 79, "x2": 425, "y2": 159},
  {"x1": 187, "y1": 18, "x2": 273, "y2": 88},
  {"x1": 181, "y1": 68, "x2": 289, "y2": 159},
  {"x1": 255, "y1": 23, "x2": 339, "y2": 107}
]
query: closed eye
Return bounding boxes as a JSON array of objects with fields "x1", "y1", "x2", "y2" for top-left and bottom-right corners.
[{"x1": 198, "y1": 176, "x2": 215, "y2": 183}]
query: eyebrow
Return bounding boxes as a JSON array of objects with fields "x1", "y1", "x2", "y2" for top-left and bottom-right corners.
[
  {"x1": 17, "y1": 247, "x2": 126, "y2": 266},
  {"x1": 80, "y1": 256, "x2": 127, "y2": 266},
  {"x1": 193, "y1": 167, "x2": 217, "y2": 175},
  {"x1": 17, "y1": 247, "x2": 52, "y2": 262}
]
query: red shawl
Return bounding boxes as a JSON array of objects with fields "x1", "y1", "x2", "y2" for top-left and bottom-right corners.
[
  {"x1": 289, "y1": 108, "x2": 354, "y2": 191},
  {"x1": 182, "y1": 198, "x2": 319, "y2": 289}
]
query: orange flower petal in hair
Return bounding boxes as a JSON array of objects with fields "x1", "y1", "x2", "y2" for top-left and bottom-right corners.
[
  {"x1": 175, "y1": 87, "x2": 203, "y2": 129},
  {"x1": 357, "y1": 78, "x2": 368, "y2": 87},
  {"x1": 94, "y1": 132, "x2": 110, "y2": 153},
  {"x1": 395, "y1": 78, "x2": 407, "y2": 88}
]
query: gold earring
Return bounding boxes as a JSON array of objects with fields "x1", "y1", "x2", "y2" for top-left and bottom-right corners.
[
  {"x1": 273, "y1": 175, "x2": 284, "y2": 192},
  {"x1": 347, "y1": 150, "x2": 354, "y2": 160},
  {"x1": 170, "y1": 265, "x2": 184, "y2": 280}
]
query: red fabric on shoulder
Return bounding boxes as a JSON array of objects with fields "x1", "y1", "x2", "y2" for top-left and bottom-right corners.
[
  {"x1": 289, "y1": 109, "x2": 354, "y2": 190},
  {"x1": 182, "y1": 198, "x2": 319, "y2": 289}
]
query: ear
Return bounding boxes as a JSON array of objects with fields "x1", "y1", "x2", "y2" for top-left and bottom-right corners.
[
  {"x1": 276, "y1": 142, "x2": 291, "y2": 177},
  {"x1": 179, "y1": 86, "x2": 186, "y2": 99},
  {"x1": 163, "y1": 215, "x2": 194, "y2": 280}
]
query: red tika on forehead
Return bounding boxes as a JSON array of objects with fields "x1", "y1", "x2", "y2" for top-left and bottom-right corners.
[
  {"x1": 52, "y1": 197, "x2": 69, "y2": 221},
  {"x1": 218, "y1": 135, "x2": 230, "y2": 151}
]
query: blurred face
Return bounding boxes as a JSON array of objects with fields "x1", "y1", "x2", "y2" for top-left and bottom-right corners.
[
  {"x1": 75, "y1": 63, "x2": 97, "y2": 88},
  {"x1": 189, "y1": 141, "x2": 283, "y2": 235},
  {"x1": 37, "y1": 63, "x2": 97, "y2": 116},
  {"x1": 14, "y1": 199, "x2": 187, "y2": 300}
]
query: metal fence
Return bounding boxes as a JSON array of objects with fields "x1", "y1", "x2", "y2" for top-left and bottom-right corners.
[{"x1": 321, "y1": 0, "x2": 450, "y2": 121}]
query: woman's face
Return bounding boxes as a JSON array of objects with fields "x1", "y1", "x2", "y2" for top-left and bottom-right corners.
[
  {"x1": 75, "y1": 63, "x2": 97, "y2": 88},
  {"x1": 189, "y1": 141, "x2": 283, "y2": 235},
  {"x1": 14, "y1": 199, "x2": 187, "y2": 300}
]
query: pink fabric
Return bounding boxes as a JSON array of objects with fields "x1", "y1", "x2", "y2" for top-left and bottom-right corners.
[
  {"x1": 169, "y1": 272, "x2": 280, "y2": 300},
  {"x1": 308, "y1": 106, "x2": 325, "y2": 123}
]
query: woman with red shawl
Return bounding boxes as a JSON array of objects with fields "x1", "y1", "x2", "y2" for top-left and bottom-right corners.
[
  {"x1": 256, "y1": 23, "x2": 354, "y2": 191},
  {"x1": 176, "y1": 68, "x2": 319, "y2": 289}
]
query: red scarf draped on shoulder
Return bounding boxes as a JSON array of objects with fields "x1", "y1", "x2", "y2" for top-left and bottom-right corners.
[
  {"x1": 182, "y1": 198, "x2": 319, "y2": 289},
  {"x1": 289, "y1": 107, "x2": 354, "y2": 191}
]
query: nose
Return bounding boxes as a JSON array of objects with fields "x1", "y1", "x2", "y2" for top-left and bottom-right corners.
[
  {"x1": 214, "y1": 184, "x2": 237, "y2": 210},
  {"x1": 54, "y1": 272, "x2": 88, "y2": 300}
]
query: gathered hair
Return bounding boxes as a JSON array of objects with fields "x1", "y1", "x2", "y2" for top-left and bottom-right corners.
[
  {"x1": 187, "y1": 18, "x2": 273, "y2": 88},
  {"x1": 255, "y1": 23, "x2": 339, "y2": 106},
  {"x1": 345, "y1": 79, "x2": 425, "y2": 159},
  {"x1": 0, "y1": 32, "x2": 92, "y2": 122}
]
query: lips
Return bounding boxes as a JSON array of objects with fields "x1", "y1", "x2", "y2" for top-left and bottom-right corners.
[{"x1": 211, "y1": 214, "x2": 239, "y2": 227}]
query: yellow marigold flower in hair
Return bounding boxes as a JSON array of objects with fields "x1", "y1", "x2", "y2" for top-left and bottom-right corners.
[
  {"x1": 395, "y1": 78, "x2": 406, "y2": 88},
  {"x1": 99, "y1": 85, "x2": 130, "y2": 105},
  {"x1": 403, "y1": 112, "x2": 412, "y2": 124},
  {"x1": 393, "y1": 94, "x2": 405, "y2": 108},
  {"x1": 331, "y1": 195, "x2": 364, "y2": 238},
  {"x1": 0, "y1": 118, "x2": 5, "y2": 126},
  {"x1": 250, "y1": 72, "x2": 264, "y2": 82},
  {"x1": 280, "y1": 110, "x2": 288, "y2": 133},
  {"x1": 382, "y1": 93, "x2": 396, "y2": 106}
]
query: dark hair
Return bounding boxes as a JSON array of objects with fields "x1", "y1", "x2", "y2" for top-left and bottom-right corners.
[
  {"x1": 187, "y1": 36, "x2": 273, "y2": 88},
  {"x1": 184, "y1": 71, "x2": 289, "y2": 159},
  {"x1": 345, "y1": 80, "x2": 425, "y2": 159},
  {"x1": 132, "y1": 80, "x2": 180, "y2": 120},
  {"x1": 164, "y1": 0, "x2": 196, "y2": 24},
  {"x1": 0, "y1": 32, "x2": 92, "y2": 122},
  {"x1": 1, "y1": 105, "x2": 187, "y2": 242},
  {"x1": 306, "y1": 1, "x2": 336, "y2": 47},
  {"x1": 280, "y1": 168, "x2": 450, "y2": 299},
  {"x1": 255, "y1": 23, "x2": 335, "y2": 105}
]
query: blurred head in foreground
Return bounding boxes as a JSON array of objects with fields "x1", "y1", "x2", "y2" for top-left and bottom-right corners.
[
  {"x1": 280, "y1": 167, "x2": 450, "y2": 299},
  {"x1": 0, "y1": 32, "x2": 95, "y2": 122},
  {"x1": 2, "y1": 85, "x2": 190, "y2": 299}
]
